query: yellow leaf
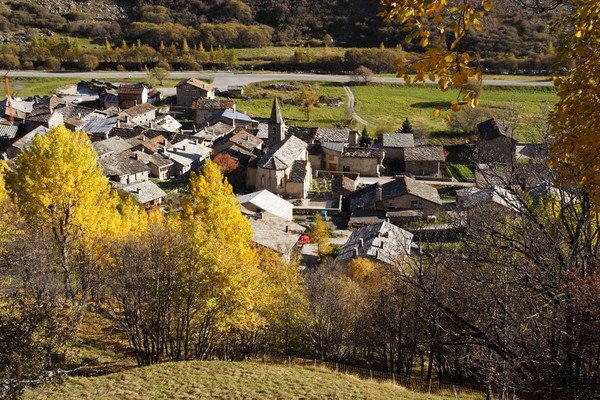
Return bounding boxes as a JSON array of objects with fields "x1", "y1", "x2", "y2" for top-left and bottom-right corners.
[
  {"x1": 433, "y1": 106, "x2": 442, "y2": 117},
  {"x1": 483, "y1": 0, "x2": 492, "y2": 12},
  {"x1": 420, "y1": 37, "x2": 429, "y2": 47}
]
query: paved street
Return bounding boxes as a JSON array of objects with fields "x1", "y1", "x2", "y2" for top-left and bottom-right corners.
[{"x1": 3, "y1": 70, "x2": 553, "y2": 92}]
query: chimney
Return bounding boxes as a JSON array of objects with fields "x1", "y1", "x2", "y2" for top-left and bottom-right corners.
[
  {"x1": 376, "y1": 186, "x2": 383, "y2": 202},
  {"x1": 285, "y1": 225, "x2": 289, "y2": 233},
  {"x1": 135, "y1": 188, "x2": 140, "y2": 193},
  {"x1": 358, "y1": 238, "x2": 364, "y2": 248},
  {"x1": 353, "y1": 247, "x2": 359, "y2": 258}
]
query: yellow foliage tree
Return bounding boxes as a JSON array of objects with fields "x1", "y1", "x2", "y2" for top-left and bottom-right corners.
[
  {"x1": 6, "y1": 125, "x2": 121, "y2": 304},
  {"x1": 549, "y1": 0, "x2": 600, "y2": 207},
  {"x1": 182, "y1": 159, "x2": 266, "y2": 339},
  {"x1": 310, "y1": 212, "x2": 331, "y2": 256}
]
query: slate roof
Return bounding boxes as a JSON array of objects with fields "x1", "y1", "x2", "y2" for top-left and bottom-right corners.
[
  {"x1": 242, "y1": 210, "x2": 306, "y2": 255},
  {"x1": 228, "y1": 130, "x2": 263, "y2": 151},
  {"x1": 0, "y1": 97, "x2": 34, "y2": 113},
  {"x1": 164, "y1": 138, "x2": 211, "y2": 167},
  {"x1": 203, "y1": 109, "x2": 254, "y2": 126},
  {"x1": 193, "y1": 99, "x2": 235, "y2": 110},
  {"x1": 342, "y1": 147, "x2": 384, "y2": 159},
  {"x1": 27, "y1": 107, "x2": 58, "y2": 123},
  {"x1": 237, "y1": 189, "x2": 294, "y2": 221},
  {"x1": 350, "y1": 176, "x2": 442, "y2": 209},
  {"x1": 0, "y1": 124, "x2": 19, "y2": 139},
  {"x1": 121, "y1": 180, "x2": 167, "y2": 204},
  {"x1": 92, "y1": 136, "x2": 134, "y2": 158},
  {"x1": 153, "y1": 115, "x2": 182, "y2": 132},
  {"x1": 288, "y1": 126, "x2": 318, "y2": 144},
  {"x1": 315, "y1": 127, "x2": 348, "y2": 142},
  {"x1": 127, "y1": 134, "x2": 171, "y2": 154},
  {"x1": 336, "y1": 221, "x2": 414, "y2": 265},
  {"x1": 257, "y1": 135, "x2": 307, "y2": 170},
  {"x1": 99, "y1": 153, "x2": 151, "y2": 178},
  {"x1": 404, "y1": 146, "x2": 445, "y2": 162},
  {"x1": 54, "y1": 105, "x2": 95, "y2": 120},
  {"x1": 477, "y1": 118, "x2": 516, "y2": 141},
  {"x1": 269, "y1": 97, "x2": 284, "y2": 124},
  {"x1": 132, "y1": 150, "x2": 173, "y2": 168},
  {"x1": 197, "y1": 122, "x2": 235, "y2": 140},
  {"x1": 461, "y1": 186, "x2": 520, "y2": 211},
  {"x1": 120, "y1": 103, "x2": 156, "y2": 118},
  {"x1": 256, "y1": 123, "x2": 269, "y2": 139},
  {"x1": 382, "y1": 133, "x2": 415, "y2": 148},
  {"x1": 9, "y1": 126, "x2": 48, "y2": 152},
  {"x1": 176, "y1": 78, "x2": 213, "y2": 90},
  {"x1": 288, "y1": 160, "x2": 309, "y2": 183}
]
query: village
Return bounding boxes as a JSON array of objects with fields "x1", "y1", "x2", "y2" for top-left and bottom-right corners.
[{"x1": 0, "y1": 76, "x2": 550, "y2": 270}]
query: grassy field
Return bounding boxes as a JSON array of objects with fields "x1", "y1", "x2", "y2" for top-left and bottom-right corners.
[
  {"x1": 235, "y1": 46, "x2": 347, "y2": 61},
  {"x1": 25, "y1": 360, "x2": 484, "y2": 400},
  {"x1": 240, "y1": 81, "x2": 348, "y2": 127},
  {"x1": 349, "y1": 83, "x2": 557, "y2": 142}
]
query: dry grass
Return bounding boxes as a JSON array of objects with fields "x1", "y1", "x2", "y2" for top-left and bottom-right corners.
[{"x1": 26, "y1": 360, "x2": 484, "y2": 400}]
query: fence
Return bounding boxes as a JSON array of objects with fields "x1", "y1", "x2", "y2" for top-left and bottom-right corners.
[{"x1": 260, "y1": 356, "x2": 487, "y2": 397}]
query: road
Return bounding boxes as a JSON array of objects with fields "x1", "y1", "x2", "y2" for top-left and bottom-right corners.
[{"x1": 2, "y1": 70, "x2": 553, "y2": 92}]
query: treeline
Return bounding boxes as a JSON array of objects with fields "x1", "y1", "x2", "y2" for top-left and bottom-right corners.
[{"x1": 0, "y1": 39, "x2": 406, "y2": 73}]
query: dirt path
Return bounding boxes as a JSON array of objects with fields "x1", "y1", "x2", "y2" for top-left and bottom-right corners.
[{"x1": 343, "y1": 84, "x2": 369, "y2": 127}]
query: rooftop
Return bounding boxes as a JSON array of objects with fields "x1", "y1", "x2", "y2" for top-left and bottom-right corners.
[
  {"x1": 121, "y1": 180, "x2": 167, "y2": 204},
  {"x1": 382, "y1": 133, "x2": 415, "y2": 148},
  {"x1": 257, "y1": 136, "x2": 307, "y2": 170},
  {"x1": 336, "y1": 221, "x2": 414, "y2": 265},
  {"x1": 404, "y1": 146, "x2": 445, "y2": 162},
  {"x1": 176, "y1": 78, "x2": 213, "y2": 91}
]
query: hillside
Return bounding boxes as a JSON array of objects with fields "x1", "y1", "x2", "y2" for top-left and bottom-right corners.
[
  {"x1": 0, "y1": 0, "x2": 557, "y2": 52},
  {"x1": 25, "y1": 360, "x2": 483, "y2": 399}
]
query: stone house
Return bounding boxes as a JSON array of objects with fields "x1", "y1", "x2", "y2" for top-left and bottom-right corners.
[
  {"x1": 350, "y1": 176, "x2": 442, "y2": 218},
  {"x1": 340, "y1": 147, "x2": 385, "y2": 177},
  {"x1": 162, "y1": 138, "x2": 211, "y2": 177},
  {"x1": 175, "y1": 78, "x2": 215, "y2": 106},
  {"x1": 381, "y1": 133, "x2": 414, "y2": 162},
  {"x1": 118, "y1": 83, "x2": 148, "y2": 109},
  {"x1": 476, "y1": 118, "x2": 517, "y2": 164},
  {"x1": 120, "y1": 180, "x2": 167, "y2": 209},
  {"x1": 99, "y1": 153, "x2": 151, "y2": 184},
  {"x1": 193, "y1": 99, "x2": 236, "y2": 126},
  {"x1": 118, "y1": 103, "x2": 157, "y2": 126},
  {"x1": 248, "y1": 135, "x2": 312, "y2": 198},
  {"x1": 336, "y1": 221, "x2": 414, "y2": 266},
  {"x1": 404, "y1": 145, "x2": 445, "y2": 176}
]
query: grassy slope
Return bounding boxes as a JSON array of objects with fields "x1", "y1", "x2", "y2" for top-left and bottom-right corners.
[{"x1": 26, "y1": 360, "x2": 483, "y2": 400}]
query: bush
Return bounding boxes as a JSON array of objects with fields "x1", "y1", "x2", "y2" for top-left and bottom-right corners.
[{"x1": 44, "y1": 56, "x2": 61, "y2": 71}]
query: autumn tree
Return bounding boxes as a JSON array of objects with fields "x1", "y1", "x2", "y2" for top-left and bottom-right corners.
[
  {"x1": 309, "y1": 212, "x2": 330, "y2": 256},
  {"x1": 6, "y1": 125, "x2": 121, "y2": 306},
  {"x1": 297, "y1": 86, "x2": 319, "y2": 121},
  {"x1": 353, "y1": 65, "x2": 374, "y2": 85}
]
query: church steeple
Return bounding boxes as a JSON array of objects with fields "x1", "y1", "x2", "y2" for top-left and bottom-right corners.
[{"x1": 268, "y1": 97, "x2": 287, "y2": 147}]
